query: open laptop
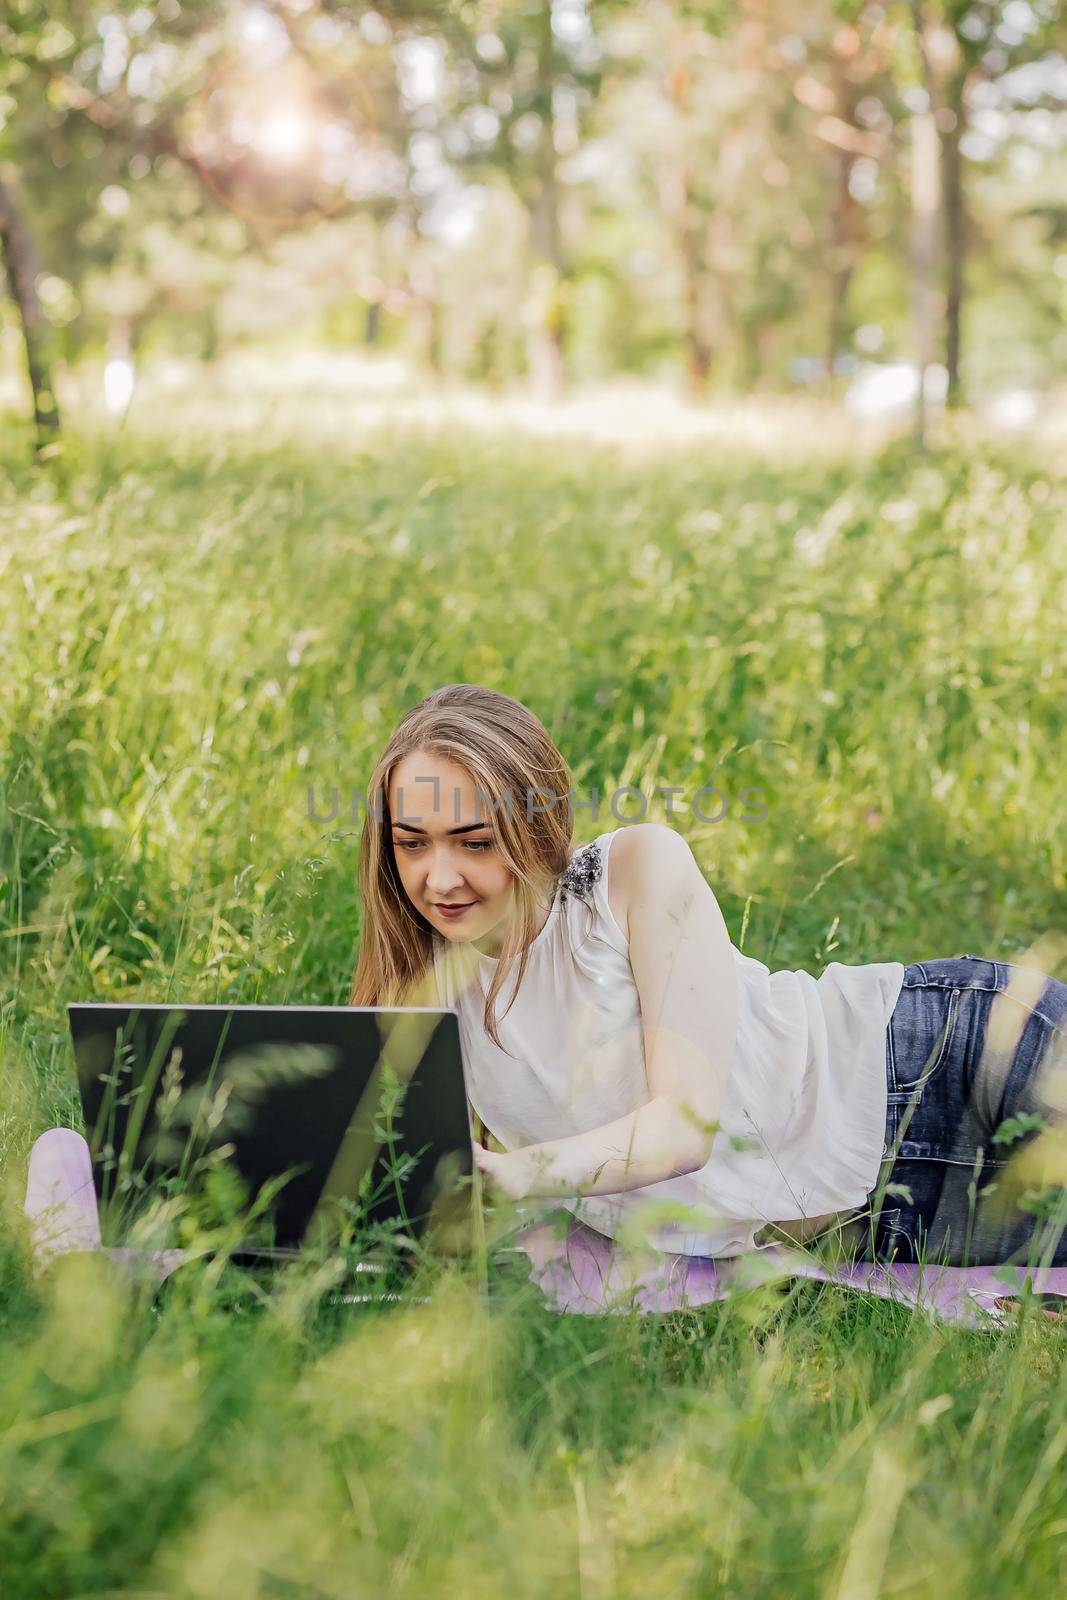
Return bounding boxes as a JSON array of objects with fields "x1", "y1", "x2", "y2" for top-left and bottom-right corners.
[{"x1": 67, "y1": 1003, "x2": 476, "y2": 1298}]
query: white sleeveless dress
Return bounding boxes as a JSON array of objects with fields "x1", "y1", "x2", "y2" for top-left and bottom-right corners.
[{"x1": 430, "y1": 828, "x2": 905, "y2": 1258}]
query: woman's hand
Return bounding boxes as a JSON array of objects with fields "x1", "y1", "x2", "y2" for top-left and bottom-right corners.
[
  {"x1": 473, "y1": 1142, "x2": 583, "y2": 1202},
  {"x1": 472, "y1": 1144, "x2": 533, "y2": 1202}
]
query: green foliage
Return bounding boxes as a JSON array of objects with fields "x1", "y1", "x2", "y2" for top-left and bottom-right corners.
[
  {"x1": 2, "y1": 0, "x2": 1065, "y2": 395},
  {"x1": 992, "y1": 1112, "x2": 1050, "y2": 1146},
  {"x1": 1, "y1": 385, "x2": 1066, "y2": 1595}
]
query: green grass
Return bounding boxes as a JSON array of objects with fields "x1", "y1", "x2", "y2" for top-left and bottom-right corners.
[{"x1": 1, "y1": 371, "x2": 1066, "y2": 1596}]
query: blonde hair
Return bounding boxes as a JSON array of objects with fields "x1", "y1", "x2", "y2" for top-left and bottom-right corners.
[{"x1": 348, "y1": 684, "x2": 576, "y2": 1052}]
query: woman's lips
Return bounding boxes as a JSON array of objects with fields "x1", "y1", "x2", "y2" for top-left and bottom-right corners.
[{"x1": 435, "y1": 901, "x2": 475, "y2": 919}]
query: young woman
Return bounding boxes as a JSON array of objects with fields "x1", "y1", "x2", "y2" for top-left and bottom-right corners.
[
  {"x1": 350, "y1": 683, "x2": 1067, "y2": 1270},
  {"x1": 22, "y1": 683, "x2": 1066, "y2": 1290}
]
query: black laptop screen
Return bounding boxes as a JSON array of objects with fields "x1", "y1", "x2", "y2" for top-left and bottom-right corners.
[{"x1": 69, "y1": 1005, "x2": 472, "y2": 1251}]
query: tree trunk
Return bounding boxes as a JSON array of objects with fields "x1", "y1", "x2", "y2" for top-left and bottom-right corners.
[
  {"x1": 661, "y1": 157, "x2": 712, "y2": 399},
  {"x1": 910, "y1": 104, "x2": 940, "y2": 449},
  {"x1": 705, "y1": 151, "x2": 742, "y2": 391},
  {"x1": 414, "y1": 292, "x2": 442, "y2": 376},
  {"x1": 826, "y1": 149, "x2": 857, "y2": 384},
  {"x1": 0, "y1": 175, "x2": 61, "y2": 443},
  {"x1": 525, "y1": 0, "x2": 566, "y2": 400},
  {"x1": 941, "y1": 75, "x2": 967, "y2": 408},
  {"x1": 663, "y1": 53, "x2": 713, "y2": 399},
  {"x1": 681, "y1": 190, "x2": 713, "y2": 397},
  {"x1": 703, "y1": 64, "x2": 755, "y2": 393}
]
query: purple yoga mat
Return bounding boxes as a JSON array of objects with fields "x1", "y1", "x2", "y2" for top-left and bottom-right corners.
[
  {"x1": 25, "y1": 1131, "x2": 1066, "y2": 1325},
  {"x1": 504, "y1": 1215, "x2": 1067, "y2": 1330}
]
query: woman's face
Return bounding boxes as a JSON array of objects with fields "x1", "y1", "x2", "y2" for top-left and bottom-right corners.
[{"x1": 387, "y1": 750, "x2": 526, "y2": 955}]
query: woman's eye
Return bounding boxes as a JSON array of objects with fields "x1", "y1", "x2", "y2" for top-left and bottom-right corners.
[{"x1": 395, "y1": 840, "x2": 491, "y2": 852}]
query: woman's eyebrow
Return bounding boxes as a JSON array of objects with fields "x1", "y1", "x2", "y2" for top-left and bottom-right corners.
[{"x1": 390, "y1": 822, "x2": 492, "y2": 835}]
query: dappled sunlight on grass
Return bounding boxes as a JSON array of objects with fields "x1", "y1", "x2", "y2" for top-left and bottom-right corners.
[{"x1": 50, "y1": 350, "x2": 1067, "y2": 468}]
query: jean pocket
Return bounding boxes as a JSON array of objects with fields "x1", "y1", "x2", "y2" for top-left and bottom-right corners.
[
  {"x1": 875, "y1": 1208, "x2": 917, "y2": 1265},
  {"x1": 887, "y1": 983, "x2": 962, "y2": 1098}
]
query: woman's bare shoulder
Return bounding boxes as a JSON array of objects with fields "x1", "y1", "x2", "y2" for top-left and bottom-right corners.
[
  {"x1": 609, "y1": 822, "x2": 694, "y2": 881},
  {"x1": 607, "y1": 825, "x2": 703, "y2": 934}
]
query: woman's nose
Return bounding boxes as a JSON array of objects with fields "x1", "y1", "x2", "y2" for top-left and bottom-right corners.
[{"x1": 425, "y1": 855, "x2": 466, "y2": 894}]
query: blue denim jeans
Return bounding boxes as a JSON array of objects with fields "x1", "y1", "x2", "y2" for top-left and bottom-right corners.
[{"x1": 858, "y1": 955, "x2": 1067, "y2": 1267}]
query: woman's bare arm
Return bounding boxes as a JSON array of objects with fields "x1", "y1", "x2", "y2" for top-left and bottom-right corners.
[{"x1": 476, "y1": 824, "x2": 738, "y2": 1201}]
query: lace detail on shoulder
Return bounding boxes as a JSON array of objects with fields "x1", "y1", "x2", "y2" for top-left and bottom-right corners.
[{"x1": 559, "y1": 840, "x2": 603, "y2": 902}]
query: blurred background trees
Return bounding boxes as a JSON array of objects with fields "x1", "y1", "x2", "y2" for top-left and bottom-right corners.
[{"x1": 2, "y1": 0, "x2": 1065, "y2": 442}]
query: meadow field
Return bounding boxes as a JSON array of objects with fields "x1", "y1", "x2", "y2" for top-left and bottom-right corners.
[{"x1": 1, "y1": 364, "x2": 1066, "y2": 1597}]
